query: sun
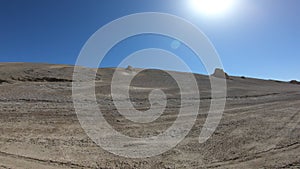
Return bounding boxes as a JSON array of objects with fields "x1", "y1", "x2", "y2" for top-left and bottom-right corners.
[{"x1": 190, "y1": 0, "x2": 236, "y2": 16}]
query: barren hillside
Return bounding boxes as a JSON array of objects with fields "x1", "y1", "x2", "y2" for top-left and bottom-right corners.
[{"x1": 0, "y1": 62, "x2": 299, "y2": 168}]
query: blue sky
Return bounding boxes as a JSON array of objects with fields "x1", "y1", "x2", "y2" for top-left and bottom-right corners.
[{"x1": 0, "y1": 0, "x2": 299, "y2": 81}]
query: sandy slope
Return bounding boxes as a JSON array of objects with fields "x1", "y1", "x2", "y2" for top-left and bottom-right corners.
[{"x1": 0, "y1": 63, "x2": 299, "y2": 168}]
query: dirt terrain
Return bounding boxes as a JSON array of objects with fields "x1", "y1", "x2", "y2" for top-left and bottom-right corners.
[{"x1": 0, "y1": 62, "x2": 299, "y2": 169}]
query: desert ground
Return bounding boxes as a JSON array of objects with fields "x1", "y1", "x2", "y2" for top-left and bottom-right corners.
[{"x1": 0, "y1": 62, "x2": 299, "y2": 169}]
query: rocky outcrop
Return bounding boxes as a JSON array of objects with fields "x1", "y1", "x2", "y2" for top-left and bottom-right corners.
[
  {"x1": 212, "y1": 68, "x2": 230, "y2": 79},
  {"x1": 290, "y1": 80, "x2": 300, "y2": 85},
  {"x1": 126, "y1": 65, "x2": 134, "y2": 71}
]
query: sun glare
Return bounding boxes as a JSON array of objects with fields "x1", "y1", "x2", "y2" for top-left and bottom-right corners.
[{"x1": 190, "y1": 0, "x2": 236, "y2": 16}]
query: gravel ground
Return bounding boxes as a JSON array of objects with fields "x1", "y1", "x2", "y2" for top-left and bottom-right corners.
[{"x1": 0, "y1": 63, "x2": 299, "y2": 169}]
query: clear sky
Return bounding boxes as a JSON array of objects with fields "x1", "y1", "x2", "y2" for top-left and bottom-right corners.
[{"x1": 0, "y1": 0, "x2": 299, "y2": 81}]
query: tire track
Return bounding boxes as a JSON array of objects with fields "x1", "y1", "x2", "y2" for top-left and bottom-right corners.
[
  {"x1": 206, "y1": 142, "x2": 300, "y2": 168},
  {"x1": 0, "y1": 151, "x2": 95, "y2": 169}
]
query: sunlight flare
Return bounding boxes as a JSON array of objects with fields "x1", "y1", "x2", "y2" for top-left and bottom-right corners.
[{"x1": 190, "y1": 0, "x2": 236, "y2": 16}]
